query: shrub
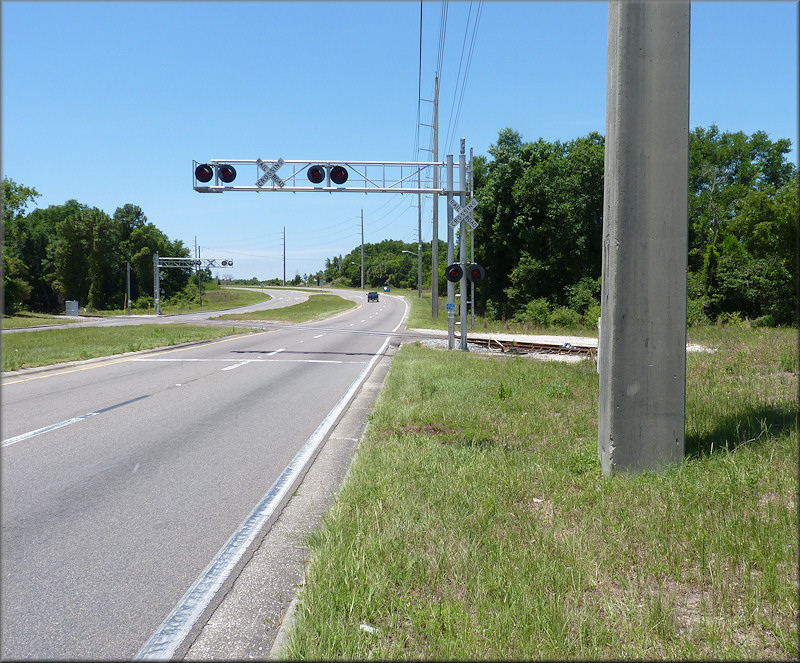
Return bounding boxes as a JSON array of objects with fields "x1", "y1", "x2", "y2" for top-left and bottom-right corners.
[
  {"x1": 512, "y1": 298, "x2": 551, "y2": 326},
  {"x1": 687, "y1": 297, "x2": 710, "y2": 326},
  {"x1": 752, "y1": 314, "x2": 777, "y2": 328},
  {"x1": 133, "y1": 295, "x2": 154, "y2": 309},
  {"x1": 549, "y1": 306, "x2": 582, "y2": 329},
  {"x1": 582, "y1": 302, "x2": 601, "y2": 329},
  {"x1": 566, "y1": 276, "x2": 600, "y2": 313},
  {"x1": 484, "y1": 299, "x2": 500, "y2": 321}
]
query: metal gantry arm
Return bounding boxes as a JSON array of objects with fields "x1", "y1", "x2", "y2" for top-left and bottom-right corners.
[
  {"x1": 157, "y1": 257, "x2": 233, "y2": 269},
  {"x1": 191, "y1": 150, "x2": 480, "y2": 351},
  {"x1": 192, "y1": 158, "x2": 469, "y2": 196},
  {"x1": 152, "y1": 253, "x2": 233, "y2": 315}
]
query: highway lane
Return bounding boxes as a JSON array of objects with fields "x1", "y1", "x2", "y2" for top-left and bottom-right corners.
[{"x1": 1, "y1": 292, "x2": 407, "y2": 660}]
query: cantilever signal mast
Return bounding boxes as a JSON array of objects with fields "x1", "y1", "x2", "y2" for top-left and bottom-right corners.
[{"x1": 191, "y1": 152, "x2": 481, "y2": 351}]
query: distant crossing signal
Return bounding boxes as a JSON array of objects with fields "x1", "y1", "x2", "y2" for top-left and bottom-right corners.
[
  {"x1": 195, "y1": 164, "x2": 214, "y2": 183},
  {"x1": 195, "y1": 163, "x2": 237, "y2": 184},
  {"x1": 330, "y1": 165, "x2": 348, "y2": 185},
  {"x1": 218, "y1": 164, "x2": 236, "y2": 183},
  {"x1": 306, "y1": 165, "x2": 349, "y2": 186},
  {"x1": 307, "y1": 165, "x2": 326, "y2": 184}
]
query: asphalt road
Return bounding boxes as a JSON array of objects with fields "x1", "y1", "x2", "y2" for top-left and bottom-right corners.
[{"x1": 1, "y1": 290, "x2": 408, "y2": 660}]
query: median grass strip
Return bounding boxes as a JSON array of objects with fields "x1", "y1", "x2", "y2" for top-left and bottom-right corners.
[
  {"x1": 1, "y1": 325, "x2": 253, "y2": 372},
  {"x1": 1, "y1": 312, "x2": 72, "y2": 329},
  {"x1": 283, "y1": 327, "x2": 797, "y2": 660},
  {"x1": 213, "y1": 293, "x2": 356, "y2": 323}
]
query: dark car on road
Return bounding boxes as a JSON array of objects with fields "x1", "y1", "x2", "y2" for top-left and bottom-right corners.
[{"x1": 367, "y1": 291, "x2": 379, "y2": 302}]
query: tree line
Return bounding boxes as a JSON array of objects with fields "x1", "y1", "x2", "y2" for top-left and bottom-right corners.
[
  {"x1": 2, "y1": 186, "x2": 192, "y2": 314},
  {"x1": 5, "y1": 124, "x2": 796, "y2": 325},
  {"x1": 323, "y1": 124, "x2": 796, "y2": 327}
]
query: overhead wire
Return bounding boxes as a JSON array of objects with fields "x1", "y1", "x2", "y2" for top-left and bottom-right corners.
[{"x1": 444, "y1": 0, "x2": 483, "y2": 154}]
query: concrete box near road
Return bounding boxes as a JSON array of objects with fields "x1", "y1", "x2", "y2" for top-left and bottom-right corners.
[{"x1": 65, "y1": 300, "x2": 79, "y2": 316}]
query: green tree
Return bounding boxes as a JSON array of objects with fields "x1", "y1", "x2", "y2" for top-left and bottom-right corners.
[
  {"x1": 688, "y1": 124, "x2": 796, "y2": 315},
  {"x1": 2, "y1": 178, "x2": 41, "y2": 312},
  {"x1": 472, "y1": 130, "x2": 605, "y2": 318}
]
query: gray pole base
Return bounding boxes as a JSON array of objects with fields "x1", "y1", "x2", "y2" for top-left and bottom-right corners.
[{"x1": 598, "y1": 0, "x2": 690, "y2": 476}]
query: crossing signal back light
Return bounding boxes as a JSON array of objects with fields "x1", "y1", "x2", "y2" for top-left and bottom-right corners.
[{"x1": 445, "y1": 263, "x2": 463, "y2": 283}]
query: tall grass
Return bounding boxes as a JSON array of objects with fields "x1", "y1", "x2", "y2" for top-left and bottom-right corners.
[{"x1": 282, "y1": 326, "x2": 797, "y2": 660}]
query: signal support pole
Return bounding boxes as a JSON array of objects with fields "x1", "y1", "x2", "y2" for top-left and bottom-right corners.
[
  {"x1": 599, "y1": 0, "x2": 690, "y2": 475},
  {"x1": 458, "y1": 139, "x2": 468, "y2": 351},
  {"x1": 446, "y1": 155, "x2": 456, "y2": 350}
]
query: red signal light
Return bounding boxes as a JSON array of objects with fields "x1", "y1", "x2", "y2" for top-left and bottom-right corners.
[
  {"x1": 330, "y1": 165, "x2": 348, "y2": 185},
  {"x1": 195, "y1": 164, "x2": 213, "y2": 183},
  {"x1": 445, "y1": 263, "x2": 463, "y2": 283},
  {"x1": 466, "y1": 263, "x2": 485, "y2": 283},
  {"x1": 307, "y1": 165, "x2": 326, "y2": 184},
  {"x1": 218, "y1": 164, "x2": 236, "y2": 183}
]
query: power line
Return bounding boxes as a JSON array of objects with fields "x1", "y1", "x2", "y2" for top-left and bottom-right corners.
[{"x1": 444, "y1": 0, "x2": 483, "y2": 153}]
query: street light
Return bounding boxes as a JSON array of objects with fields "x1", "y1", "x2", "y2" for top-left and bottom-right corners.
[{"x1": 402, "y1": 250, "x2": 422, "y2": 298}]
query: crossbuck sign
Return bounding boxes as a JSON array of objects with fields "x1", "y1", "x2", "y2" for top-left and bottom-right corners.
[
  {"x1": 448, "y1": 198, "x2": 478, "y2": 230},
  {"x1": 256, "y1": 157, "x2": 285, "y2": 188}
]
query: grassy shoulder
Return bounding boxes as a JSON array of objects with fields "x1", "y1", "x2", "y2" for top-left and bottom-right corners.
[
  {"x1": 213, "y1": 293, "x2": 357, "y2": 322},
  {"x1": 1, "y1": 285, "x2": 272, "y2": 328},
  {"x1": 283, "y1": 326, "x2": 798, "y2": 660},
  {"x1": 1, "y1": 325, "x2": 256, "y2": 372}
]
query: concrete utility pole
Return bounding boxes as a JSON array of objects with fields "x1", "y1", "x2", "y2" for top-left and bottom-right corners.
[
  {"x1": 598, "y1": 0, "x2": 690, "y2": 475},
  {"x1": 126, "y1": 262, "x2": 131, "y2": 315},
  {"x1": 432, "y1": 75, "x2": 440, "y2": 317}
]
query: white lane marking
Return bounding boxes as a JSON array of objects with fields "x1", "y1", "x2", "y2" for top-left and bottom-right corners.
[
  {"x1": 393, "y1": 297, "x2": 410, "y2": 332},
  {"x1": 221, "y1": 360, "x2": 251, "y2": 372},
  {"x1": 313, "y1": 334, "x2": 324, "y2": 339},
  {"x1": 267, "y1": 348, "x2": 285, "y2": 356},
  {"x1": 2, "y1": 412, "x2": 99, "y2": 447},
  {"x1": 2, "y1": 395, "x2": 150, "y2": 448},
  {"x1": 133, "y1": 358, "x2": 364, "y2": 365},
  {"x1": 135, "y1": 335, "x2": 392, "y2": 661}
]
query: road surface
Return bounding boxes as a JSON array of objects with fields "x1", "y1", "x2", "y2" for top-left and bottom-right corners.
[{"x1": 1, "y1": 290, "x2": 408, "y2": 660}]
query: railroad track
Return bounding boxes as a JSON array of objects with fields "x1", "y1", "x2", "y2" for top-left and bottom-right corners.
[{"x1": 465, "y1": 336, "x2": 597, "y2": 357}]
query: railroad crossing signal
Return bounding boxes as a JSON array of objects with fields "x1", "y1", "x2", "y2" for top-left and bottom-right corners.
[
  {"x1": 448, "y1": 198, "x2": 478, "y2": 229},
  {"x1": 306, "y1": 164, "x2": 349, "y2": 186},
  {"x1": 445, "y1": 262, "x2": 484, "y2": 283},
  {"x1": 444, "y1": 263, "x2": 463, "y2": 282},
  {"x1": 195, "y1": 163, "x2": 237, "y2": 184},
  {"x1": 466, "y1": 263, "x2": 485, "y2": 283}
]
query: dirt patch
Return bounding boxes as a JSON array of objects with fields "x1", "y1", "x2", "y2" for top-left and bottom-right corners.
[{"x1": 395, "y1": 422, "x2": 463, "y2": 436}]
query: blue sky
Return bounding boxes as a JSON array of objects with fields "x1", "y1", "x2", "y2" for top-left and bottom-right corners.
[{"x1": 3, "y1": 1, "x2": 797, "y2": 281}]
